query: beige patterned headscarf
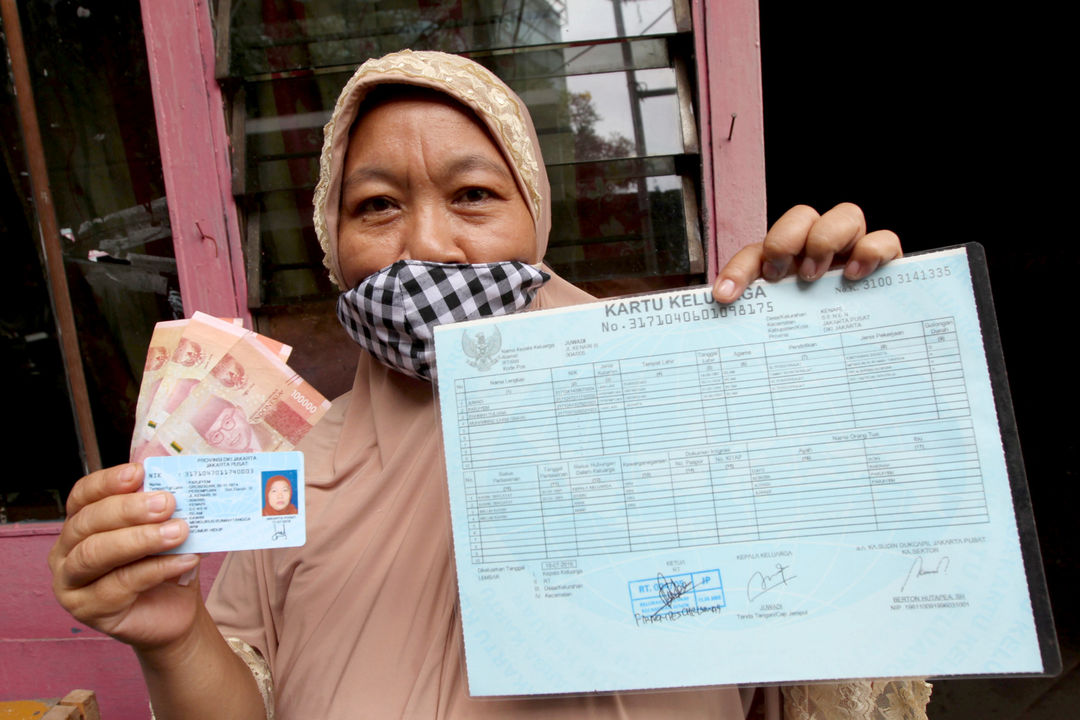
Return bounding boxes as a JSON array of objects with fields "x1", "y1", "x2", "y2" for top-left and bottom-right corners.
[{"x1": 313, "y1": 49, "x2": 551, "y2": 289}]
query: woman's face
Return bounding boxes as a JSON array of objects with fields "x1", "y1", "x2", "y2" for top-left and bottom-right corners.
[
  {"x1": 337, "y1": 95, "x2": 535, "y2": 288},
  {"x1": 267, "y1": 479, "x2": 292, "y2": 511}
]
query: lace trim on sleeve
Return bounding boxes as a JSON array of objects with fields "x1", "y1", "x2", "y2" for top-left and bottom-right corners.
[
  {"x1": 148, "y1": 637, "x2": 274, "y2": 720},
  {"x1": 783, "y1": 680, "x2": 932, "y2": 720},
  {"x1": 227, "y1": 637, "x2": 275, "y2": 720}
]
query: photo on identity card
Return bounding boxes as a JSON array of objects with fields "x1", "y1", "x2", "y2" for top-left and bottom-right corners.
[{"x1": 144, "y1": 451, "x2": 305, "y2": 554}]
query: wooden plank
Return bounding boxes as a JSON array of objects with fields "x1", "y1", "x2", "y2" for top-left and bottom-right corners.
[
  {"x1": 214, "y1": 0, "x2": 232, "y2": 80},
  {"x1": 693, "y1": 0, "x2": 767, "y2": 277},
  {"x1": 139, "y1": 0, "x2": 250, "y2": 323},
  {"x1": 40, "y1": 706, "x2": 79, "y2": 720},
  {"x1": 60, "y1": 690, "x2": 101, "y2": 720},
  {"x1": 0, "y1": 528, "x2": 96, "y2": 640}
]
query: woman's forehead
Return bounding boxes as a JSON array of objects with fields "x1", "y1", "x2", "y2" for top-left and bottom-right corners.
[{"x1": 343, "y1": 91, "x2": 513, "y2": 178}]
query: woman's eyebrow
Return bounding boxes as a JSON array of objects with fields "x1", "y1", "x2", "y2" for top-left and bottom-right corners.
[
  {"x1": 441, "y1": 154, "x2": 513, "y2": 181},
  {"x1": 341, "y1": 154, "x2": 512, "y2": 191},
  {"x1": 341, "y1": 166, "x2": 398, "y2": 191}
]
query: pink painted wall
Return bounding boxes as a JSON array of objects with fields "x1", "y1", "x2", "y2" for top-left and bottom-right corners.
[{"x1": 0, "y1": 524, "x2": 224, "y2": 719}]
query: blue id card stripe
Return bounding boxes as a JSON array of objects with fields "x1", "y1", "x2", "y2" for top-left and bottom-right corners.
[{"x1": 144, "y1": 451, "x2": 305, "y2": 553}]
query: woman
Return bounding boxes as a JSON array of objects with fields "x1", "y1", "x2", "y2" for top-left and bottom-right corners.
[
  {"x1": 262, "y1": 476, "x2": 297, "y2": 517},
  {"x1": 49, "y1": 51, "x2": 921, "y2": 719}
]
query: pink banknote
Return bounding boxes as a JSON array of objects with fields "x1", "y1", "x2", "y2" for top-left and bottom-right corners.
[
  {"x1": 133, "y1": 330, "x2": 329, "y2": 460},
  {"x1": 131, "y1": 313, "x2": 292, "y2": 459}
]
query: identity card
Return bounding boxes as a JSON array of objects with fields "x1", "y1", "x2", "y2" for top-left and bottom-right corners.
[{"x1": 144, "y1": 450, "x2": 305, "y2": 554}]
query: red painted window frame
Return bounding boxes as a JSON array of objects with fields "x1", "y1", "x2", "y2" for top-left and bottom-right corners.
[{"x1": 694, "y1": 0, "x2": 768, "y2": 275}]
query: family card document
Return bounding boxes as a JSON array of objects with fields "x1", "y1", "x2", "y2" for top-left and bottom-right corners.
[{"x1": 433, "y1": 245, "x2": 1057, "y2": 696}]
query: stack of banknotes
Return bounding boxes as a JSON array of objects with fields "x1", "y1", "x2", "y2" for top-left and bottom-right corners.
[{"x1": 130, "y1": 312, "x2": 331, "y2": 462}]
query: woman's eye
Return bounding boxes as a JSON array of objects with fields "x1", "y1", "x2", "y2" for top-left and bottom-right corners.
[
  {"x1": 357, "y1": 196, "x2": 395, "y2": 214},
  {"x1": 459, "y1": 187, "x2": 493, "y2": 204}
]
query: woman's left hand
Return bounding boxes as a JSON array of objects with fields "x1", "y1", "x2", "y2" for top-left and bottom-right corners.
[{"x1": 712, "y1": 203, "x2": 901, "y2": 303}]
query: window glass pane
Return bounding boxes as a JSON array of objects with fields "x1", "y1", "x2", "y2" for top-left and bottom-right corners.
[
  {"x1": 252, "y1": 188, "x2": 332, "y2": 300},
  {"x1": 548, "y1": 159, "x2": 691, "y2": 281},
  {"x1": 562, "y1": 0, "x2": 678, "y2": 40},
  {"x1": 228, "y1": 0, "x2": 679, "y2": 77},
  {"x1": 2, "y1": 0, "x2": 174, "y2": 518},
  {"x1": 244, "y1": 73, "x2": 345, "y2": 301},
  {"x1": 529, "y1": 67, "x2": 681, "y2": 164},
  {"x1": 225, "y1": 1, "x2": 702, "y2": 305},
  {"x1": 488, "y1": 37, "x2": 670, "y2": 81}
]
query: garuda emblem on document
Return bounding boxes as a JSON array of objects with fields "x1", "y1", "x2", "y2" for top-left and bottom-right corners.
[{"x1": 462, "y1": 326, "x2": 501, "y2": 372}]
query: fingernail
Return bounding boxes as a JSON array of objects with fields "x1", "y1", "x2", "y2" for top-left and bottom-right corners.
[
  {"x1": 799, "y1": 258, "x2": 817, "y2": 280},
  {"x1": 119, "y1": 464, "x2": 139, "y2": 484},
  {"x1": 161, "y1": 520, "x2": 184, "y2": 541},
  {"x1": 146, "y1": 492, "x2": 168, "y2": 513},
  {"x1": 845, "y1": 260, "x2": 861, "y2": 278},
  {"x1": 716, "y1": 278, "x2": 735, "y2": 300},
  {"x1": 176, "y1": 557, "x2": 200, "y2": 586},
  {"x1": 173, "y1": 554, "x2": 199, "y2": 585},
  {"x1": 762, "y1": 260, "x2": 784, "y2": 281}
]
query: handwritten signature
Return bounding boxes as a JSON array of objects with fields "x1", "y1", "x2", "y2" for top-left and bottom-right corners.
[
  {"x1": 900, "y1": 555, "x2": 949, "y2": 593},
  {"x1": 747, "y1": 563, "x2": 796, "y2": 602},
  {"x1": 652, "y1": 573, "x2": 695, "y2": 617}
]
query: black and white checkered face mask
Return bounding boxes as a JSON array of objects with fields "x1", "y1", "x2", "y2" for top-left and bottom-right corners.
[{"x1": 337, "y1": 260, "x2": 550, "y2": 382}]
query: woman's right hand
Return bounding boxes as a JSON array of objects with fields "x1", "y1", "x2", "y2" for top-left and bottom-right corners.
[{"x1": 48, "y1": 463, "x2": 202, "y2": 651}]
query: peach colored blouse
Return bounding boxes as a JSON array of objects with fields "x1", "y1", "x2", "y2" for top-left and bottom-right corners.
[{"x1": 206, "y1": 273, "x2": 748, "y2": 718}]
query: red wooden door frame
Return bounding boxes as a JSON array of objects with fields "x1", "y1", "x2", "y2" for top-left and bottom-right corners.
[
  {"x1": 694, "y1": 0, "x2": 768, "y2": 277},
  {"x1": 140, "y1": 0, "x2": 250, "y2": 323}
]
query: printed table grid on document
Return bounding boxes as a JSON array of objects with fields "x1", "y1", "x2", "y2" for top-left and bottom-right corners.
[{"x1": 453, "y1": 317, "x2": 985, "y2": 564}]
